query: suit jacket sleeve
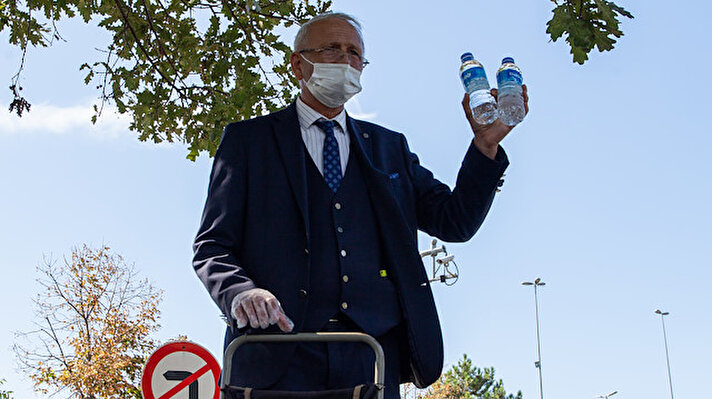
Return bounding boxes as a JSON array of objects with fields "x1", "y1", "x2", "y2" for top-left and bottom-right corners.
[
  {"x1": 404, "y1": 136, "x2": 509, "y2": 242},
  {"x1": 193, "y1": 124, "x2": 257, "y2": 325}
]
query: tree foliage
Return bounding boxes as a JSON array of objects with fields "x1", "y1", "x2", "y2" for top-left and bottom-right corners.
[
  {"x1": 402, "y1": 354, "x2": 523, "y2": 399},
  {"x1": 2, "y1": 0, "x2": 630, "y2": 158},
  {"x1": 547, "y1": 0, "x2": 634, "y2": 64},
  {"x1": 1, "y1": 0, "x2": 330, "y2": 160},
  {"x1": 0, "y1": 379, "x2": 14, "y2": 399},
  {"x1": 14, "y1": 245, "x2": 162, "y2": 399}
]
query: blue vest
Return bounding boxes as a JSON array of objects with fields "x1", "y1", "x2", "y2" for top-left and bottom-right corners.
[{"x1": 303, "y1": 146, "x2": 401, "y2": 337}]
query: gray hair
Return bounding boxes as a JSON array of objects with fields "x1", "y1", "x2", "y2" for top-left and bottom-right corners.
[{"x1": 293, "y1": 12, "x2": 364, "y2": 52}]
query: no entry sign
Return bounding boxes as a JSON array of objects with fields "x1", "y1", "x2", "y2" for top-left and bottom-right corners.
[{"x1": 141, "y1": 341, "x2": 221, "y2": 399}]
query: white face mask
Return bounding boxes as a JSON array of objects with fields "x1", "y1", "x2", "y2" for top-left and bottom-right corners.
[{"x1": 300, "y1": 55, "x2": 362, "y2": 108}]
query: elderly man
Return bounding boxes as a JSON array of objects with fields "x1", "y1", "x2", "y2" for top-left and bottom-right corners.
[{"x1": 193, "y1": 11, "x2": 527, "y2": 399}]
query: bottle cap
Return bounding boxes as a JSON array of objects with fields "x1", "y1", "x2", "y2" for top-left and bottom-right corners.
[
  {"x1": 461, "y1": 53, "x2": 475, "y2": 63},
  {"x1": 502, "y1": 57, "x2": 515, "y2": 64}
]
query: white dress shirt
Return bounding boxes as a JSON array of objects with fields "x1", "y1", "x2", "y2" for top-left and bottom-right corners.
[{"x1": 296, "y1": 97, "x2": 350, "y2": 177}]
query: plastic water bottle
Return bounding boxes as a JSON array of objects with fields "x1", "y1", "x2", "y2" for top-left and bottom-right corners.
[
  {"x1": 459, "y1": 52, "x2": 497, "y2": 125},
  {"x1": 496, "y1": 57, "x2": 525, "y2": 126}
]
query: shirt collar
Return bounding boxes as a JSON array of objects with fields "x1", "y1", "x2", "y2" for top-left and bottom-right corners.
[{"x1": 296, "y1": 96, "x2": 347, "y2": 133}]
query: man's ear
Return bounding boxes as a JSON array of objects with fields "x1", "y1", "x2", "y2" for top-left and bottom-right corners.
[{"x1": 290, "y1": 52, "x2": 303, "y2": 81}]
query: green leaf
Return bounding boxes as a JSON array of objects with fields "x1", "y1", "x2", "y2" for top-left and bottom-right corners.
[
  {"x1": 546, "y1": 0, "x2": 634, "y2": 64},
  {"x1": 609, "y1": 2, "x2": 634, "y2": 19},
  {"x1": 571, "y1": 43, "x2": 589, "y2": 64}
]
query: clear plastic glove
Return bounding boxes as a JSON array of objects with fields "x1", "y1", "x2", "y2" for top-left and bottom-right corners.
[{"x1": 231, "y1": 288, "x2": 294, "y2": 332}]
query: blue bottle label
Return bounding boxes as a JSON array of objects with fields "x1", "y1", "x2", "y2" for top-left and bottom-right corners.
[
  {"x1": 461, "y1": 66, "x2": 490, "y2": 92},
  {"x1": 497, "y1": 69, "x2": 523, "y2": 86}
]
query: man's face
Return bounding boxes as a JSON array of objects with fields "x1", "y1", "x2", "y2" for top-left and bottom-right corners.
[{"x1": 290, "y1": 18, "x2": 365, "y2": 83}]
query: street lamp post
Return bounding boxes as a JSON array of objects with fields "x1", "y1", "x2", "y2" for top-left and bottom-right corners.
[
  {"x1": 522, "y1": 278, "x2": 546, "y2": 399},
  {"x1": 596, "y1": 390, "x2": 618, "y2": 399},
  {"x1": 655, "y1": 309, "x2": 674, "y2": 399}
]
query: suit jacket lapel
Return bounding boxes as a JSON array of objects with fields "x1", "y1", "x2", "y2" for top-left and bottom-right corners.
[
  {"x1": 346, "y1": 115, "x2": 373, "y2": 164},
  {"x1": 347, "y1": 116, "x2": 411, "y2": 230},
  {"x1": 272, "y1": 103, "x2": 310, "y2": 236},
  {"x1": 347, "y1": 115, "x2": 421, "y2": 286}
]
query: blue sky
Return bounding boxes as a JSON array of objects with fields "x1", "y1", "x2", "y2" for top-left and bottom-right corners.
[{"x1": 2, "y1": 0, "x2": 711, "y2": 398}]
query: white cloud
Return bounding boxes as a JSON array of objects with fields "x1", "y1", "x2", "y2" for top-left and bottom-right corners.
[
  {"x1": 0, "y1": 101, "x2": 132, "y2": 139},
  {"x1": 345, "y1": 96, "x2": 378, "y2": 121},
  {"x1": 0, "y1": 98, "x2": 380, "y2": 144}
]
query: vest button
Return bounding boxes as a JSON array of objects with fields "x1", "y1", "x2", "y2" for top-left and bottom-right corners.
[
  {"x1": 337, "y1": 226, "x2": 344, "y2": 233},
  {"x1": 340, "y1": 249, "x2": 347, "y2": 257},
  {"x1": 334, "y1": 203, "x2": 342, "y2": 210},
  {"x1": 304, "y1": 248, "x2": 309, "y2": 255},
  {"x1": 299, "y1": 289, "x2": 308, "y2": 298},
  {"x1": 341, "y1": 302, "x2": 348, "y2": 310},
  {"x1": 362, "y1": 133, "x2": 369, "y2": 139},
  {"x1": 342, "y1": 275, "x2": 349, "y2": 283}
]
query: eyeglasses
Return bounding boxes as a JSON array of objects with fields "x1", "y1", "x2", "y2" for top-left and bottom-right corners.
[{"x1": 299, "y1": 47, "x2": 370, "y2": 68}]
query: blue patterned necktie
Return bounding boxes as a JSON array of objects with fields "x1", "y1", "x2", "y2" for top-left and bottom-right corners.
[{"x1": 314, "y1": 119, "x2": 342, "y2": 193}]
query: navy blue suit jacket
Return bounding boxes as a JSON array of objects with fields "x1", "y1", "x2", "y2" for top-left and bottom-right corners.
[{"x1": 193, "y1": 102, "x2": 508, "y2": 388}]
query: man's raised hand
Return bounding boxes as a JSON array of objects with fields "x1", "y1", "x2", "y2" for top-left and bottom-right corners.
[{"x1": 462, "y1": 84, "x2": 529, "y2": 160}]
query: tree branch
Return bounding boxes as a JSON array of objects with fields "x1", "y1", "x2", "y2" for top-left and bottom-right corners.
[{"x1": 111, "y1": 0, "x2": 187, "y2": 99}]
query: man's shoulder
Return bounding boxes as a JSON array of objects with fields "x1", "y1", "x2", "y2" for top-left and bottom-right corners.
[
  {"x1": 221, "y1": 105, "x2": 295, "y2": 142},
  {"x1": 350, "y1": 117, "x2": 404, "y2": 142},
  {"x1": 225, "y1": 107, "x2": 290, "y2": 131}
]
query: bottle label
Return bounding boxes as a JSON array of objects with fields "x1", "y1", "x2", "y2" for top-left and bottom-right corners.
[
  {"x1": 497, "y1": 68, "x2": 523, "y2": 86},
  {"x1": 461, "y1": 66, "x2": 490, "y2": 92}
]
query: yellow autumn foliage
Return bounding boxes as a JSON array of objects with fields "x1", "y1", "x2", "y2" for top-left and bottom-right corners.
[{"x1": 14, "y1": 245, "x2": 162, "y2": 399}]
